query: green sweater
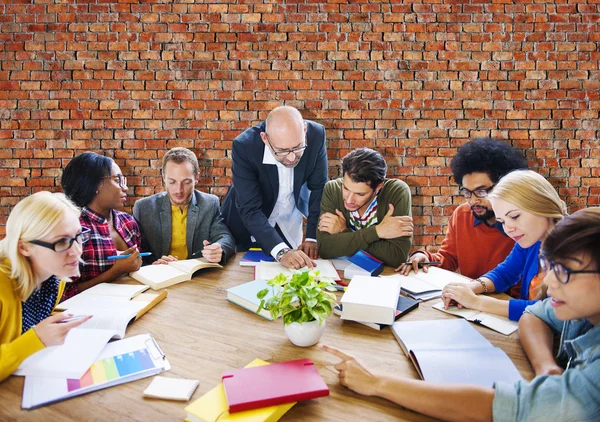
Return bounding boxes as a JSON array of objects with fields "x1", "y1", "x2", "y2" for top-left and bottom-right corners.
[{"x1": 317, "y1": 178, "x2": 412, "y2": 267}]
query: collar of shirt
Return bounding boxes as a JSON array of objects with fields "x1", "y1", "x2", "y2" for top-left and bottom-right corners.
[
  {"x1": 82, "y1": 206, "x2": 110, "y2": 225},
  {"x1": 473, "y1": 216, "x2": 506, "y2": 234},
  {"x1": 563, "y1": 320, "x2": 599, "y2": 367},
  {"x1": 262, "y1": 144, "x2": 281, "y2": 167}
]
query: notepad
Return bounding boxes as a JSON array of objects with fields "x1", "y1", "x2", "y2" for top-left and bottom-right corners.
[
  {"x1": 432, "y1": 301, "x2": 518, "y2": 335},
  {"x1": 254, "y1": 259, "x2": 341, "y2": 281},
  {"x1": 143, "y1": 376, "x2": 199, "y2": 401},
  {"x1": 392, "y1": 319, "x2": 522, "y2": 387},
  {"x1": 130, "y1": 258, "x2": 222, "y2": 290}
]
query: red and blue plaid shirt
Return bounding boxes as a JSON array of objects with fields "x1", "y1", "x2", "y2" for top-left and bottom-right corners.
[{"x1": 63, "y1": 207, "x2": 141, "y2": 300}]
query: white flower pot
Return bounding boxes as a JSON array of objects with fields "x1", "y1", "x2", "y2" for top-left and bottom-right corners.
[{"x1": 284, "y1": 319, "x2": 326, "y2": 347}]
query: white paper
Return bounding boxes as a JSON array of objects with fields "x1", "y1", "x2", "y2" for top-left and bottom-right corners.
[{"x1": 255, "y1": 259, "x2": 341, "y2": 281}]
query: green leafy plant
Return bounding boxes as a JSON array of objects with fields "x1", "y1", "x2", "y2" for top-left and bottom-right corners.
[{"x1": 256, "y1": 269, "x2": 337, "y2": 325}]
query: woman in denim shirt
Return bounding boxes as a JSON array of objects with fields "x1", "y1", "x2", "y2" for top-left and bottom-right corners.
[
  {"x1": 441, "y1": 170, "x2": 568, "y2": 321},
  {"x1": 322, "y1": 207, "x2": 600, "y2": 421}
]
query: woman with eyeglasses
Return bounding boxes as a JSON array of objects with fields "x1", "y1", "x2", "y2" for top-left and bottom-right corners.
[
  {"x1": 441, "y1": 170, "x2": 568, "y2": 321},
  {"x1": 61, "y1": 152, "x2": 142, "y2": 299},
  {"x1": 0, "y1": 192, "x2": 93, "y2": 381},
  {"x1": 322, "y1": 207, "x2": 600, "y2": 421}
]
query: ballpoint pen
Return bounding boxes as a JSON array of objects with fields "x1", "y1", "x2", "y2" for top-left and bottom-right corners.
[
  {"x1": 107, "y1": 252, "x2": 152, "y2": 260},
  {"x1": 404, "y1": 261, "x2": 442, "y2": 268}
]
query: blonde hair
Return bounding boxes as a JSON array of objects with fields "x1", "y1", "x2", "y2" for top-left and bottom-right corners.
[
  {"x1": 488, "y1": 170, "x2": 567, "y2": 222},
  {"x1": 0, "y1": 192, "x2": 80, "y2": 301}
]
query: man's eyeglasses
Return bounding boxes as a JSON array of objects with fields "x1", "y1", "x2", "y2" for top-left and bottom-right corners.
[
  {"x1": 29, "y1": 228, "x2": 91, "y2": 253},
  {"x1": 264, "y1": 133, "x2": 307, "y2": 157},
  {"x1": 539, "y1": 254, "x2": 600, "y2": 284},
  {"x1": 459, "y1": 184, "x2": 495, "y2": 199},
  {"x1": 104, "y1": 174, "x2": 127, "y2": 189}
]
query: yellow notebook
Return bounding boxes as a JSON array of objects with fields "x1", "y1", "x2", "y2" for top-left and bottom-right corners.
[{"x1": 185, "y1": 359, "x2": 295, "y2": 422}]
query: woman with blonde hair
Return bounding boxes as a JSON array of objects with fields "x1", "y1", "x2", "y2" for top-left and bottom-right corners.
[
  {"x1": 0, "y1": 192, "x2": 92, "y2": 381},
  {"x1": 441, "y1": 170, "x2": 568, "y2": 321}
]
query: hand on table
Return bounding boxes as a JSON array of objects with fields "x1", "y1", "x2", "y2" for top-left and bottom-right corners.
[
  {"x1": 320, "y1": 344, "x2": 382, "y2": 397},
  {"x1": 395, "y1": 252, "x2": 429, "y2": 275},
  {"x1": 441, "y1": 283, "x2": 481, "y2": 310},
  {"x1": 298, "y1": 240, "x2": 319, "y2": 260},
  {"x1": 153, "y1": 255, "x2": 178, "y2": 265},
  {"x1": 280, "y1": 249, "x2": 315, "y2": 270}
]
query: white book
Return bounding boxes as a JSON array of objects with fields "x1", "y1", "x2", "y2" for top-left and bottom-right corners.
[
  {"x1": 432, "y1": 301, "x2": 518, "y2": 335},
  {"x1": 130, "y1": 258, "x2": 222, "y2": 290},
  {"x1": 254, "y1": 259, "x2": 341, "y2": 281},
  {"x1": 340, "y1": 276, "x2": 401, "y2": 325},
  {"x1": 57, "y1": 283, "x2": 149, "y2": 309},
  {"x1": 383, "y1": 268, "x2": 470, "y2": 301},
  {"x1": 143, "y1": 376, "x2": 199, "y2": 401}
]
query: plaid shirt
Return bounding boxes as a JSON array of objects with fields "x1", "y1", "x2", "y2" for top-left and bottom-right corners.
[{"x1": 63, "y1": 207, "x2": 141, "y2": 300}]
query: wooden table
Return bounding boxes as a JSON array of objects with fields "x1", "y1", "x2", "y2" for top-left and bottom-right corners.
[{"x1": 0, "y1": 255, "x2": 534, "y2": 421}]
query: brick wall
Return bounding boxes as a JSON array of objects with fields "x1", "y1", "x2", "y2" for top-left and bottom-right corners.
[{"x1": 1, "y1": 1, "x2": 599, "y2": 249}]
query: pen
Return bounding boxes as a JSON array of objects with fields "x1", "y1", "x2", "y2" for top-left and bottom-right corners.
[
  {"x1": 107, "y1": 252, "x2": 152, "y2": 260},
  {"x1": 57, "y1": 315, "x2": 89, "y2": 324},
  {"x1": 333, "y1": 285, "x2": 347, "y2": 292},
  {"x1": 404, "y1": 261, "x2": 442, "y2": 268},
  {"x1": 191, "y1": 236, "x2": 225, "y2": 258}
]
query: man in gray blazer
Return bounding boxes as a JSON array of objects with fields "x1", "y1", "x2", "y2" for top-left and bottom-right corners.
[{"x1": 133, "y1": 147, "x2": 235, "y2": 265}]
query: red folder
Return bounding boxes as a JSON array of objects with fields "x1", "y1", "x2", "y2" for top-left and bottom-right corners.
[{"x1": 222, "y1": 358, "x2": 330, "y2": 413}]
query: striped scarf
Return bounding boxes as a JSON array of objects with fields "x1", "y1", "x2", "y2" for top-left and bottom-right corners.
[{"x1": 348, "y1": 196, "x2": 379, "y2": 231}]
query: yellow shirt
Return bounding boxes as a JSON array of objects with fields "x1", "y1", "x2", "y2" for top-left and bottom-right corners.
[
  {"x1": 169, "y1": 205, "x2": 189, "y2": 260},
  {"x1": 0, "y1": 260, "x2": 66, "y2": 382}
]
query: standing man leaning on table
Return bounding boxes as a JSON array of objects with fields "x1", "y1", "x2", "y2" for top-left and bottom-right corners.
[
  {"x1": 133, "y1": 147, "x2": 235, "y2": 265},
  {"x1": 221, "y1": 106, "x2": 328, "y2": 270},
  {"x1": 316, "y1": 148, "x2": 413, "y2": 267},
  {"x1": 397, "y1": 138, "x2": 528, "y2": 279}
]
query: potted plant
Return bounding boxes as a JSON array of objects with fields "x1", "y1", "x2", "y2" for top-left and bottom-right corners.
[{"x1": 256, "y1": 269, "x2": 337, "y2": 347}]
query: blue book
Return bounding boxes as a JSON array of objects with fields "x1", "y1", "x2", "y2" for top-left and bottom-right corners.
[
  {"x1": 240, "y1": 249, "x2": 275, "y2": 267},
  {"x1": 347, "y1": 250, "x2": 384, "y2": 276},
  {"x1": 226, "y1": 279, "x2": 276, "y2": 320}
]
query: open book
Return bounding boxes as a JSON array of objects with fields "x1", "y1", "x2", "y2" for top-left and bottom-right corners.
[
  {"x1": 56, "y1": 283, "x2": 167, "y2": 321},
  {"x1": 254, "y1": 260, "x2": 341, "y2": 281},
  {"x1": 22, "y1": 334, "x2": 170, "y2": 409},
  {"x1": 392, "y1": 319, "x2": 522, "y2": 387},
  {"x1": 130, "y1": 258, "x2": 222, "y2": 290},
  {"x1": 16, "y1": 299, "x2": 147, "y2": 379},
  {"x1": 383, "y1": 267, "x2": 470, "y2": 301},
  {"x1": 432, "y1": 301, "x2": 518, "y2": 335}
]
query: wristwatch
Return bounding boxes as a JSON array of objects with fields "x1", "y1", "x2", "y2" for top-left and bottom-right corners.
[{"x1": 275, "y1": 248, "x2": 291, "y2": 262}]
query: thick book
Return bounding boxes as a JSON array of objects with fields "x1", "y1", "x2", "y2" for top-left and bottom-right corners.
[
  {"x1": 240, "y1": 248, "x2": 275, "y2": 267},
  {"x1": 21, "y1": 334, "x2": 169, "y2": 409},
  {"x1": 130, "y1": 258, "x2": 222, "y2": 290},
  {"x1": 333, "y1": 296, "x2": 419, "y2": 330},
  {"x1": 185, "y1": 359, "x2": 295, "y2": 422},
  {"x1": 16, "y1": 298, "x2": 148, "y2": 378},
  {"x1": 346, "y1": 250, "x2": 384, "y2": 276},
  {"x1": 222, "y1": 358, "x2": 329, "y2": 413},
  {"x1": 432, "y1": 301, "x2": 518, "y2": 335},
  {"x1": 254, "y1": 259, "x2": 341, "y2": 281},
  {"x1": 340, "y1": 276, "x2": 402, "y2": 325},
  {"x1": 226, "y1": 279, "x2": 276, "y2": 320},
  {"x1": 56, "y1": 282, "x2": 167, "y2": 321},
  {"x1": 392, "y1": 319, "x2": 522, "y2": 387},
  {"x1": 382, "y1": 268, "x2": 470, "y2": 301}
]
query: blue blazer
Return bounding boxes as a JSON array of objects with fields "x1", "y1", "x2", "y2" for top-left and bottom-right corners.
[
  {"x1": 483, "y1": 241, "x2": 542, "y2": 321},
  {"x1": 221, "y1": 120, "x2": 328, "y2": 254}
]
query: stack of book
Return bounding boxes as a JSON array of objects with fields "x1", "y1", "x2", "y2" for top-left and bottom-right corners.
[{"x1": 340, "y1": 276, "x2": 402, "y2": 325}]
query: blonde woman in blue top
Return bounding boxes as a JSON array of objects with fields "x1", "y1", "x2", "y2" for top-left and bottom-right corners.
[
  {"x1": 441, "y1": 170, "x2": 567, "y2": 321},
  {"x1": 322, "y1": 207, "x2": 600, "y2": 421}
]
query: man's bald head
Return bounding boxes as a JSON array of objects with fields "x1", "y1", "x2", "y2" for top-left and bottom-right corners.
[{"x1": 261, "y1": 106, "x2": 307, "y2": 168}]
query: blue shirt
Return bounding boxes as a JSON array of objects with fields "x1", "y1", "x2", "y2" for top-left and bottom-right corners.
[
  {"x1": 482, "y1": 241, "x2": 541, "y2": 321},
  {"x1": 492, "y1": 299, "x2": 600, "y2": 421}
]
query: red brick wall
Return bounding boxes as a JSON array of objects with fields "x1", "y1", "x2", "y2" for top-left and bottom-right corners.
[{"x1": 1, "y1": 1, "x2": 599, "y2": 249}]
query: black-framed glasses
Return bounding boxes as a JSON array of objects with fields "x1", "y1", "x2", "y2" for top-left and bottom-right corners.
[
  {"x1": 459, "y1": 184, "x2": 495, "y2": 199},
  {"x1": 29, "y1": 228, "x2": 91, "y2": 253},
  {"x1": 264, "y1": 133, "x2": 307, "y2": 157},
  {"x1": 104, "y1": 174, "x2": 127, "y2": 189},
  {"x1": 539, "y1": 254, "x2": 600, "y2": 284}
]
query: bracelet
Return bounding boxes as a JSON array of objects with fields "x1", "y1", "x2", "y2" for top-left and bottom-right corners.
[{"x1": 475, "y1": 278, "x2": 488, "y2": 294}]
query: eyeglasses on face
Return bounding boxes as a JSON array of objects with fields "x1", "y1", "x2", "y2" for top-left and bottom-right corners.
[
  {"x1": 104, "y1": 174, "x2": 127, "y2": 189},
  {"x1": 264, "y1": 133, "x2": 307, "y2": 157},
  {"x1": 459, "y1": 184, "x2": 495, "y2": 199},
  {"x1": 29, "y1": 228, "x2": 91, "y2": 253},
  {"x1": 539, "y1": 254, "x2": 600, "y2": 285}
]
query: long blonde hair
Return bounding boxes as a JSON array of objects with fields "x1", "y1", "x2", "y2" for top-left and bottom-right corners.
[
  {"x1": 0, "y1": 192, "x2": 80, "y2": 301},
  {"x1": 488, "y1": 170, "x2": 567, "y2": 222}
]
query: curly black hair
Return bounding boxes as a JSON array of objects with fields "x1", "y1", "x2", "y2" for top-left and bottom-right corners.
[
  {"x1": 61, "y1": 152, "x2": 113, "y2": 207},
  {"x1": 450, "y1": 138, "x2": 528, "y2": 185}
]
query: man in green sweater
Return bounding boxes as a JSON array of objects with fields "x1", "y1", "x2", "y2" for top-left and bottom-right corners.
[{"x1": 317, "y1": 148, "x2": 413, "y2": 267}]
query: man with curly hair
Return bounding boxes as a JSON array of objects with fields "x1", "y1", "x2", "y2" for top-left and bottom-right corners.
[{"x1": 396, "y1": 138, "x2": 528, "y2": 279}]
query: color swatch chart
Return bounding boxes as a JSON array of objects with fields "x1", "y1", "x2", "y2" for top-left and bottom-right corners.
[{"x1": 66, "y1": 348, "x2": 155, "y2": 392}]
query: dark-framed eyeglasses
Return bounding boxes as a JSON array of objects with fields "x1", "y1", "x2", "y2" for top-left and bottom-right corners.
[
  {"x1": 459, "y1": 184, "x2": 495, "y2": 199},
  {"x1": 539, "y1": 254, "x2": 600, "y2": 285},
  {"x1": 264, "y1": 133, "x2": 307, "y2": 157},
  {"x1": 104, "y1": 174, "x2": 127, "y2": 189},
  {"x1": 29, "y1": 228, "x2": 91, "y2": 253}
]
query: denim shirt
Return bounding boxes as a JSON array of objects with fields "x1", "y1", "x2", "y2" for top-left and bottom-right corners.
[{"x1": 492, "y1": 299, "x2": 600, "y2": 422}]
